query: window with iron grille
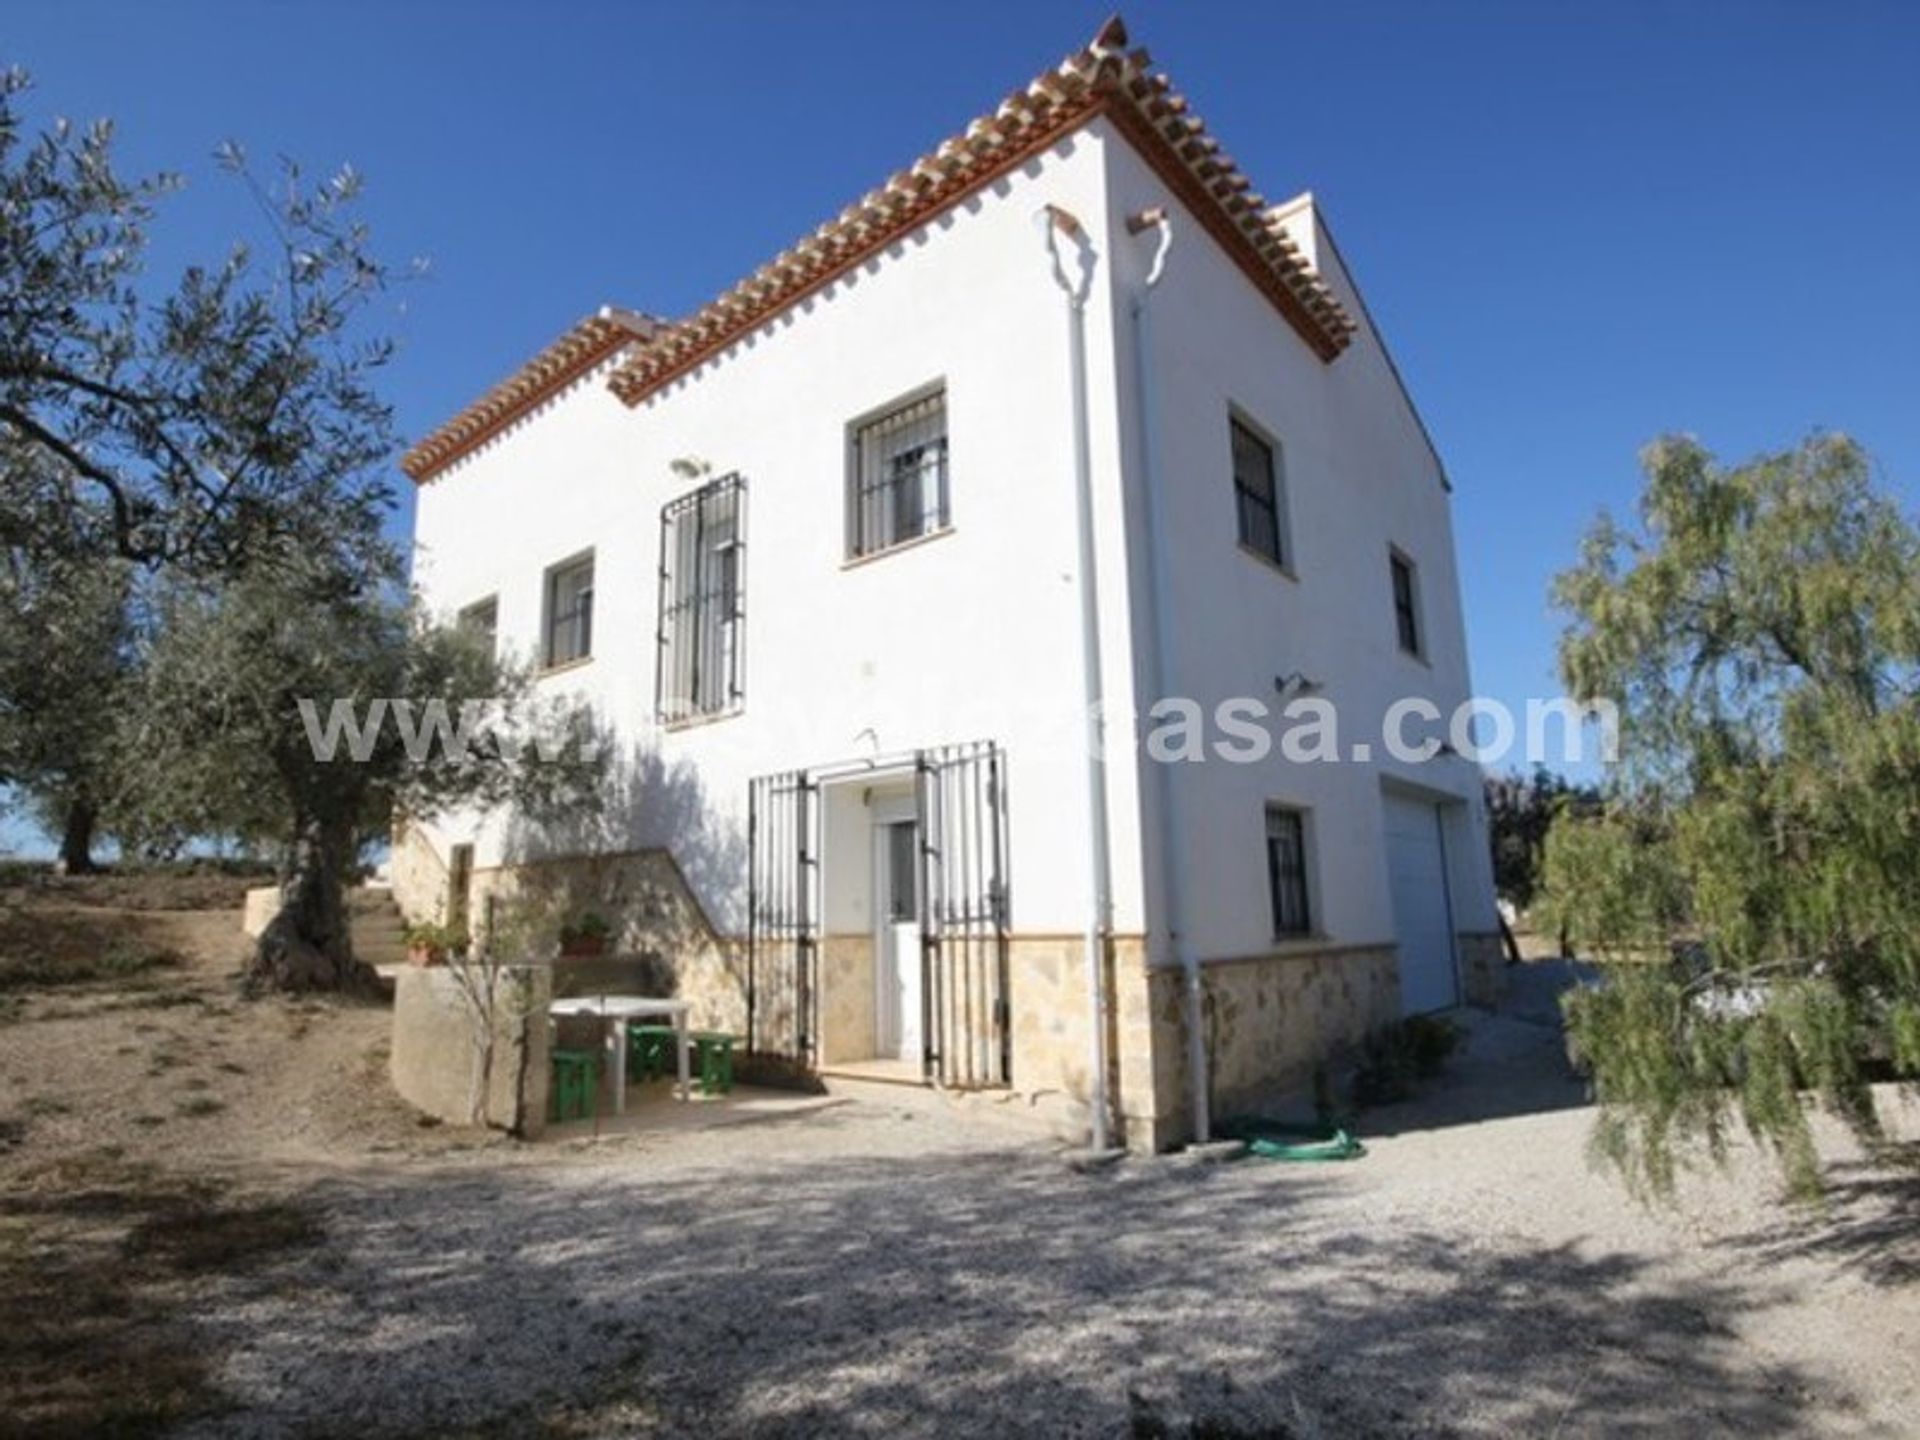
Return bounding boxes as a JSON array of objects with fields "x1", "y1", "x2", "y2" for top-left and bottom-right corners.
[
  {"x1": 1265, "y1": 804, "x2": 1313, "y2": 938},
  {"x1": 848, "y1": 387, "x2": 949, "y2": 560},
  {"x1": 657, "y1": 474, "x2": 745, "y2": 724},
  {"x1": 1390, "y1": 549, "x2": 1422, "y2": 657},
  {"x1": 543, "y1": 554, "x2": 593, "y2": 668},
  {"x1": 457, "y1": 595, "x2": 498, "y2": 657},
  {"x1": 1231, "y1": 417, "x2": 1285, "y2": 567}
]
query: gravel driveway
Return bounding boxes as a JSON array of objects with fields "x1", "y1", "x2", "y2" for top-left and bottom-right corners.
[{"x1": 152, "y1": 961, "x2": 1920, "y2": 1440}]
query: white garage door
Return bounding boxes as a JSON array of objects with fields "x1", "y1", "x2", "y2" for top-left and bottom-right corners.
[{"x1": 1384, "y1": 794, "x2": 1458, "y2": 1014}]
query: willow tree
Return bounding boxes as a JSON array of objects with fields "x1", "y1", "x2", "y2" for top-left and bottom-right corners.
[{"x1": 1545, "y1": 434, "x2": 1920, "y2": 1197}]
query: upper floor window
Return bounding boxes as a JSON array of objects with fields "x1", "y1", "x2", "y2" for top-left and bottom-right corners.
[
  {"x1": 543, "y1": 552, "x2": 594, "y2": 669},
  {"x1": 457, "y1": 595, "x2": 498, "y2": 657},
  {"x1": 1231, "y1": 417, "x2": 1287, "y2": 568},
  {"x1": 1390, "y1": 549, "x2": 1422, "y2": 657},
  {"x1": 657, "y1": 474, "x2": 746, "y2": 724},
  {"x1": 848, "y1": 386, "x2": 949, "y2": 560},
  {"x1": 1265, "y1": 804, "x2": 1313, "y2": 939}
]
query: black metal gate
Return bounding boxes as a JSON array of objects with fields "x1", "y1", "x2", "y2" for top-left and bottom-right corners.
[
  {"x1": 746, "y1": 769, "x2": 820, "y2": 1064},
  {"x1": 747, "y1": 743, "x2": 1009, "y2": 1087},
  {"x1": 915, "y1": 742, "x2": 1012, "y2": 1087}
]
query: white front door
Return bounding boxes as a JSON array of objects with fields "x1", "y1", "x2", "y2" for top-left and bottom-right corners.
[
  {"x1": 1384, "y1": 793, "x2": 1460, "y2": 1014},
  {"x1": 874, "y1": 812, "x2": 923, "y2": 1062}
]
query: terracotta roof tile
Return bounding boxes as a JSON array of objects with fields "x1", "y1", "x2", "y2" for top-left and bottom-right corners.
[
  {"x1": 406, "y1": 18, "x2": 1355, "y2": 480},
  {"x1": 402, "y1": 307, "x2": 660, "y2": 481},
  {"x1": 606, "y1": 17, "x2": 1353, "y2": 408}
]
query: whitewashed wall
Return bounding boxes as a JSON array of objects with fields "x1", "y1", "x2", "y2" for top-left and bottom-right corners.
[
  {"x1": 408, "y1": 115, "x2": 1497, "y2": 964},
  {"x1": 1099, "y1": 142, "x2": 1498, "y2": 965},
  {"x1": 411, "y1": 126, "x2": 1150, "y2": 938}
]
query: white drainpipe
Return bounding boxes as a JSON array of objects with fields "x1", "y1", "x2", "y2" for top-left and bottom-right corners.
[
  {"x1": 1126, "y1": 207, "x2": 1211, "y2": 1147},
  {"x1": 1040, "y1": 203, "x2": 1115, "y2": 1154}
]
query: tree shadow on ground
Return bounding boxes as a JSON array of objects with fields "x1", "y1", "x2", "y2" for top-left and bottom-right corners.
[
  {"x1": 1713, "y1": 1139, "x2": 1920, "y2": 1287},
  {"x1": 1302, "y1": 959, "x2": 1595, "y2": 1141},
  {"x1": 0, "y1": 1152, "x2": 326, "y2": 1438},
  {"x1": 1345, "y1": 1009, "x2": 1593, "y2": 1140},
  {"x1": 171, "y1": 1124, "x2": 1843, "y2": 1439}
]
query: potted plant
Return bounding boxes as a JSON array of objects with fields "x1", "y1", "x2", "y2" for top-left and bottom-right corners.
[
  {"x1": 558, "y1": 911, "x2": 614, "y2": 958},
  {"x1": 404, "y1": 920, "x2": 469, "y2": 967}
]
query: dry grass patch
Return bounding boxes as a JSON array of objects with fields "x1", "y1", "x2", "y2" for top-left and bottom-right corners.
[
  {"x1": 0, "y1": 861, "x2": 270, "y2": 913},
  {"x1": 0, "y1": 904, "x2": 180, "y2": 995}
]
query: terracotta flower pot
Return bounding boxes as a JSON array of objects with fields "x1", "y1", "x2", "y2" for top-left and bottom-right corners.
[{"x1": 559, "y1": 935, "x2": 608, "y2": 958}]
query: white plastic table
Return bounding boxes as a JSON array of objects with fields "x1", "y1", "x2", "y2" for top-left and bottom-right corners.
[{"x1": 548, "y1": 995, "x2": 692, "y2": 1112}]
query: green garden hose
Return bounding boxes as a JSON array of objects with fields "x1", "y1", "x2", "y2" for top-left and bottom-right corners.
[{"x1": 1218, "y1": 1117, "x2": 1366, "y2": 1162}]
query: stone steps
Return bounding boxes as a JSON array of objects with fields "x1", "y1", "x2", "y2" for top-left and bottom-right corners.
[{"x1": 350, "y1": 885, "x2": 410, "y2": 996}]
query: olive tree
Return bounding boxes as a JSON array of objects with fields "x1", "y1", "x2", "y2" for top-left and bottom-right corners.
[
  {"x1": 0, "y1": 67, "x2": 401, "y2": 584},
  {"x1": 0, "y1": 484, "x2": 134, "y2": 870},
  {"x1": 1544, "y1": 433, "x2": 1920, "y2": 1197},
  {"x1": 3, "y1": 61, "x2": 425, "y2": 884},
  {"x1": 119, "y1": 562, "x2": 603, "y2": 993}
]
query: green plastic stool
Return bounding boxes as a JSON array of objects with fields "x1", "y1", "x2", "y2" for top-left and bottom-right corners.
[
  {"x1": 627, "y1": 1024, "x2": 679, "y2": 1081},
  {"x1": 550, "y1": 1047, "x2": 602, "y2": 1122},
  {"x1": 692, "y1": 1032, "x2": 737, "y2": 1096}
]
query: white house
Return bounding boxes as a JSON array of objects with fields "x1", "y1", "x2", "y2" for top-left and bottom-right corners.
[{"x1": 395, "y1": 17, "x2": 1500, "y2": 1150}]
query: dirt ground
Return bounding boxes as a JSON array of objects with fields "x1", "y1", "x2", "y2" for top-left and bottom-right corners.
[{"x1": 2, "y1": 879, "x2": 1917, "y2": 1438}]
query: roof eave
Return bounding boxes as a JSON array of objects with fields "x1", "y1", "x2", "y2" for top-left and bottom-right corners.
[
  {"x1": 405, "y1": 19, "x2": 1360, "y2": 474},
  {"x1": 402, "y1": 309, "x2": 660, "y2": 483},
  {"x1": 606, "y1": 20, "x2": 1356, "y2": 410}
]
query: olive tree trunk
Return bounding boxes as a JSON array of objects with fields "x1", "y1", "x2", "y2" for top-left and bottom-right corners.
[
  {"x1": 250, "y1": 812, "x2": 378, "y2": 994},
  {"x1": 56, "y1": 797, "x2": 98, "y2": 875}
]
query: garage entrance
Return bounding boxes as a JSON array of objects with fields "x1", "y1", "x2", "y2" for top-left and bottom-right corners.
[{"x1": 1382, "y1": 791, "x2": 1460, "y2": 1014}]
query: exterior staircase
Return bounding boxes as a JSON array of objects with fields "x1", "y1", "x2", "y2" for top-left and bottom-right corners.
[{"x1": 350, "y1": 884, "x2": 410, "y2": 998}]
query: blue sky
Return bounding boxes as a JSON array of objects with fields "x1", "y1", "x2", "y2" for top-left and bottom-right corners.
[{"x1": 5, "y1": 1, "x2": 1919, "y2": 851}]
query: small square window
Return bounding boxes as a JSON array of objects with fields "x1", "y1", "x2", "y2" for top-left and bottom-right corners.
[
  {"x1": 543, "y1": 553, "x2": 594, "y2": 668},
  {"x1": 457, "y1": 596, "x2": 498, "y2": 656},
  {"x1": 848, "y1": 387, "x2": 949, "y2": 560},
  {"x1": 1266, "y1": 805, "x2": 1313, "y2": 938},
  {"x1": 1390, "y1": 550, "x2": 1422, "y2": 657},
  {"x1": 1231, "y1": 417, "x2": 1286, "y2": 567}
]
